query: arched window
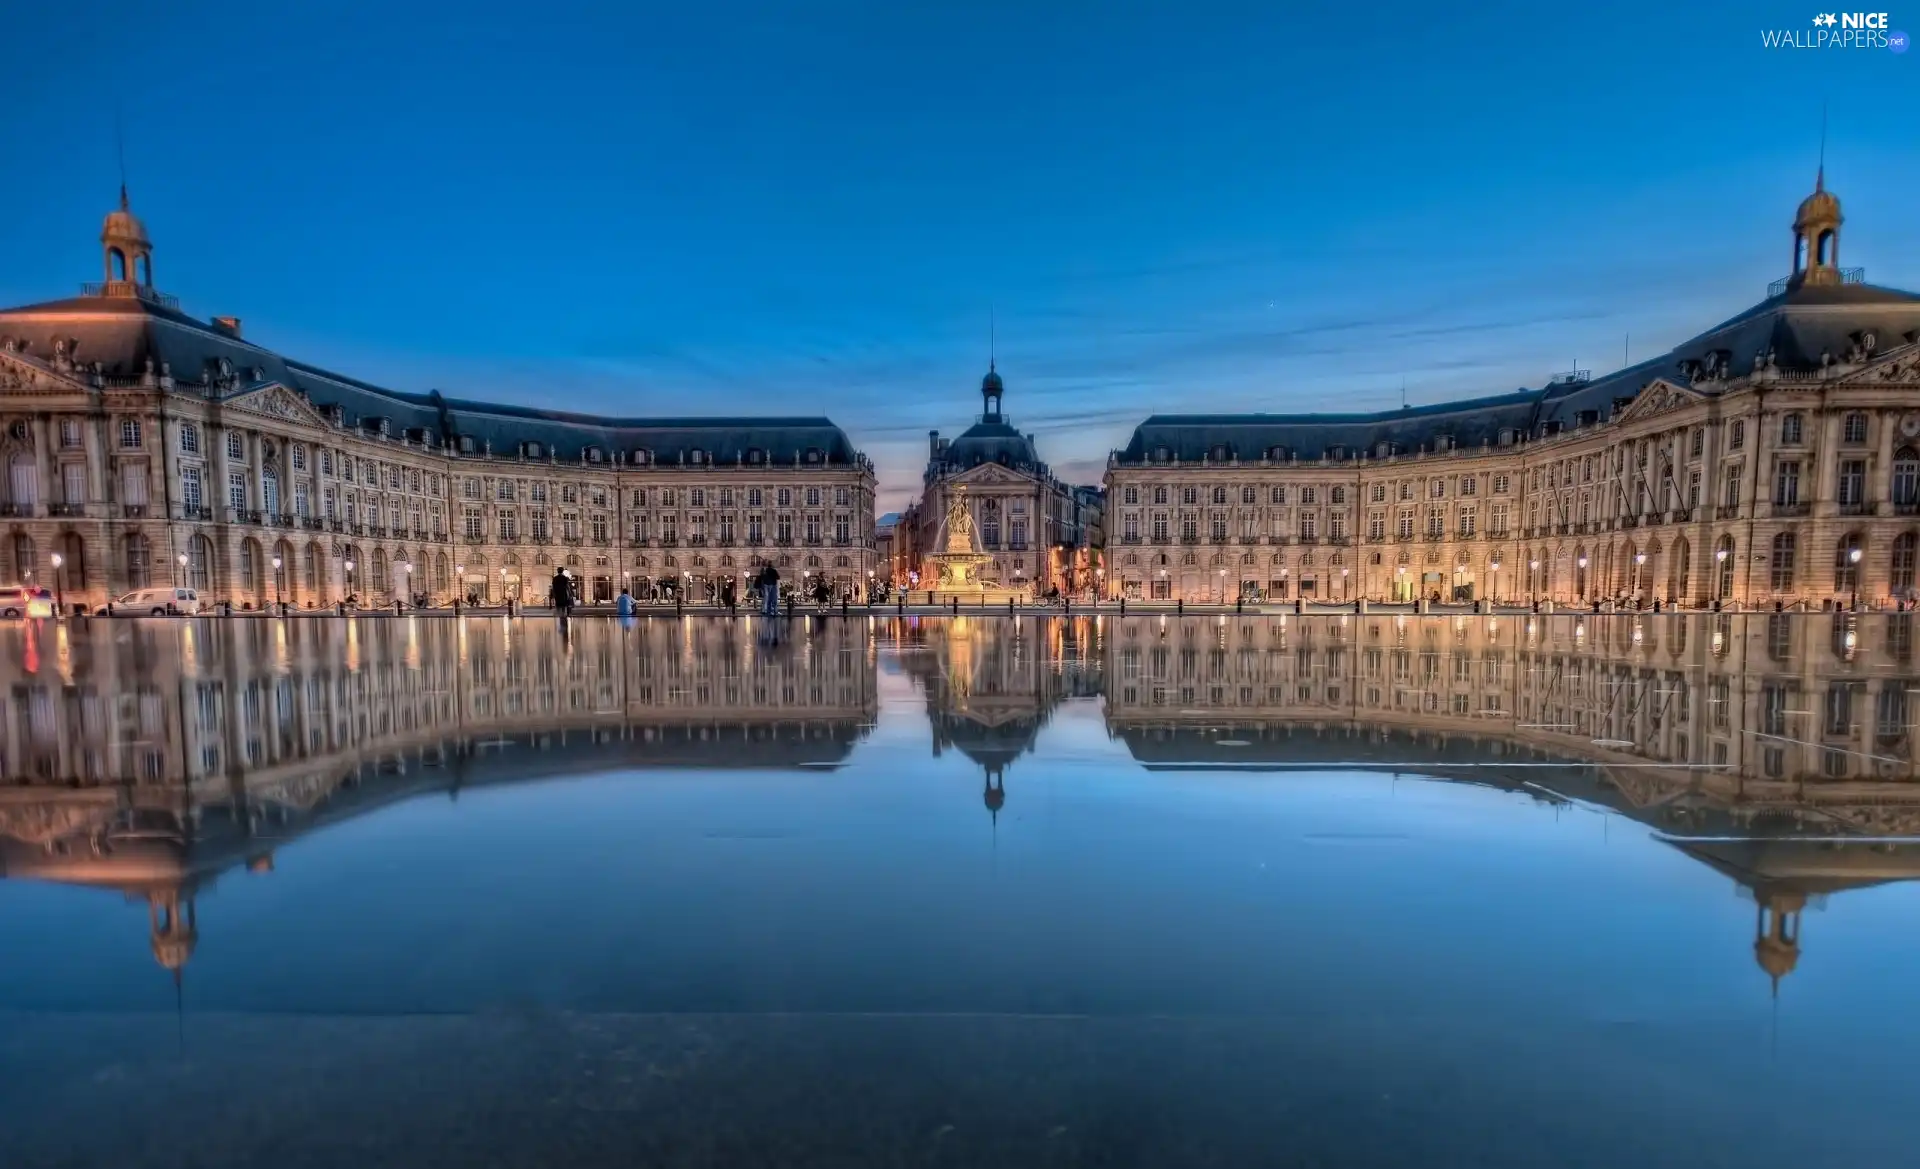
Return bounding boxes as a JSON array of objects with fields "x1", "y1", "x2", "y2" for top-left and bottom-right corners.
[
  {"x1": 1892, "y1": 533, "x2": 1917, "y2": 596},
  {"x1": 9, "y1": 532, "x2": 36, "y2": 585},
  {"x1": 57, "y1": 532, "x2": 86, "y2": 592},
  {"x1": 1716, "y1": 536, "x2": 1736, "y2": 599},
  {"x1": 109, "y1": 248, "x2": 127, "y2": 281},
  {"x1": 1895, "y1": 448, "x2": 1919, "y2": 506},
  {"x1": 1834, "y1": 533, "x2": 1863, "y2": 592},
  {"x1": 1769, "y1": 532, "x2": 1796, "y2": 592},
  {"x1": 125, "y1": 533, "x2": 151, "y2": 589},
  {"x1": 1817, "y1": 229, "x2": 1835, "y2": 266},
  {"x1": 239, "y1": 539, "x2": 262, "y2": 600},
  {"x1": 188, "y1": 535, "x2": 213, "y2": 591}
]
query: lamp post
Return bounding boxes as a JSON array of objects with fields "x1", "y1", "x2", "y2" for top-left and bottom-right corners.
[
  {"x1": 1341, "y1": 566, "x2": 1349, "y2": 601},
  {"x1": 344, "y1": 558, "x2": 356, "y2": 602},
  {"x1": 49, "y1": 551, "x2": 63, "y2": 614},
  {"x1": 1395, "y1": 564, "x2": 1406, "y2": 603},
  {"x1": 402, "y1": 561, "x2": 413, "y2": 606},
  {"x1": 1849, "y1": 545, "x2": 1862, "y2": 610},
  {"x1": 1096, "y1": 565, "x2": 1105, "y2": 604},
  {"x1": 271, "y1": 555, "x2": 283, "y2": 609},
  {"x1": 1528, "y1": 559, "x2": 1540, "y2": 607},
  {"x1": 1715, "y1": 547, "x2": 1728, "y2": 603},
  {"x1": 1158, "y1": 567, "x2": 1167, "y2": 601},
  {"x1": 1634, "y1": 552, "x2": 1647, "y2": 602},
  {"x1": 176, "y1": 551, "x2": 188, "y2": 588},
  {"x1": 455, "y1": 563, "x2": 465, "y2": 606},
  {"x1": 1490, "y1": 559, "x2": 1501, "y2": 606},
  {"x1": 1576, "y1": 554, "x2": 1588, "y2": 601},
  {"x1": 1217, "y1": 568, "x2": 1226, "y2": 604}
]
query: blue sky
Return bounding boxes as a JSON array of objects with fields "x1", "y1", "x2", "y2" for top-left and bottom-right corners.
[{"x1": 1, "y1": 1, "x2": 1914, "y2": 506}]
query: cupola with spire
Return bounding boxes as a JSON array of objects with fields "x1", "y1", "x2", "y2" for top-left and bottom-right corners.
[
  {"x1": 1787, "y1": 169, "x2": 1844, "y2": 290},
  {"x1": 981, "y1": 362, "x2": 1005, "y2": 422},
  {"x1": 100, "y1": 185, "x2": 156, "y2": 295}
]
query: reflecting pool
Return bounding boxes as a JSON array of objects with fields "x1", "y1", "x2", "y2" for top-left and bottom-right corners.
[{"x1": 4, "y1": 612, "x2": 1920, "y2": 1167}]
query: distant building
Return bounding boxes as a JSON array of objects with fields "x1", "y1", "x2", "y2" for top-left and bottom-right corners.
[
  {"x1": 0, "y1": 192, "x2": 879, "y2": 609},
  {"x1": 1104, "y1": 175, "x2": 1920, "y2": 606},
  {"x1": 904, "y1": 364, "x2": 1093, "y2": 593}
]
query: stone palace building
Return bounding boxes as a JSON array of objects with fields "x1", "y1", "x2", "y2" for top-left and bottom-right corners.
[
  {"x1": 897, "y1": 365, "x2": 1101, "y2": 594},
  {"x1": 1104, "y1": 175, "x2": 1920, "y2": 607},
  {"x1": 0, "y1": 192, "x2": 878, "y2": 610}
]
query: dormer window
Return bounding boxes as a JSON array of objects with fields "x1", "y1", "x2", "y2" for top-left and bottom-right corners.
[
  {"x1": 689, "y1": 448, "x2": 708, "y2": 465},
  {"x1": 631, "y1": 448, "x2": 651, "y2": 465},
  {"x1": 585, "y1": 446, "x2": 604, "y2": 463},
  {"x1": 1210, "y1": 444, "x2": 1230, "y2": 462},
  {"x1": 458, "y1": 435, "x2": 476, "y2": 454},
  {"x1": 1154, "y1": 446, "x2": 1172, "y2": 463},
  {"x1": 746, "y1": 447, "x2": 766, "y2": 465},
  {"x1": 523, "y1": 441, "x2": 544, "y2": 459},
  {"x1": 804, "y1": 448, "x2": 823, "y2": 464}
]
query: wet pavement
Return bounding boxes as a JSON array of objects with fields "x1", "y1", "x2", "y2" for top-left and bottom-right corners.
[{"x1": 4, "y1": 612, "x2": 1919, "y2": 1167}]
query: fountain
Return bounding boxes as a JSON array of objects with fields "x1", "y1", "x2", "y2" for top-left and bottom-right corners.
[{"x1": 925, "y1": 490, "x2": 1023, "y2": 603}]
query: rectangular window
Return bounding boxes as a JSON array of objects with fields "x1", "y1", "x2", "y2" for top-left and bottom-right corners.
[
  {"x1": 1490, "y1": 503, "x2": 1508, "y2": 535},
  {"x1": 120, "y1": 419, "x2": 142, "y2": 448},
  {"x1": 1729, "y1": 420, "x2": 1744, "y2": 450},
  {"x1": 1723, "y1": 465, "x2": 1742, "y2": 508},
  {"x1": 226, "y1": 431, "x2": 244, "y2": 460},
  {"x1": 1152, "y1": 513, "x2": 1169, "y2": 542},
  {"x1": 591, "y1": 514, "x2": 609, "y2": 542},
  {"x1": 532, "y1": 512, "x2": 549, "y2": 541},
  {"x1": 1458, "y1": 507, "x2": 1476, "y2": 537},
  {"x1": 497, "y1": 479, "x2": 514, "y2": 501},
  {"x1": 320, "y1": 449, "x2": 334, "y2": 476},
  {"x1": 61, "y1": 463, "x2": 86, "y2": 504},
  {"x1": 181, "y1": 466, "x2": 203, "y2": 511},
  {"x1": 777, "y1": 487, "x2": 792, "y2": 507},
  {"x1": 1299, "y1": 513, "x2": 1317, "y2": 540},
  {"x1": 1845, "y1": 413, "x2": 1869, "y2": 444},
  {"x1": 1687, "y1": 470, "x2": 1701, "y2": 509},
  {"x1": 1492, "y1": 474, "x2": 1509, "y2": 494},
  {"x1": 121, "y1": 463, "x2": 149, "y2": 507},
  {"x1": 228, "y1": 471, "x2": 247, "y2": 509},
  {"x1": 747, "y1": 488, "x2": 762, "y2": 507},
  {"x1": 291, "y1": 443, "x2": 306, "y2": 470},
  {"x1": 563, "y1": 513, "x2": 581, "y2": 540},
  {"x1": 1774, "y1": 460, "x2": 1801, "y2": 505},
  {"x1": 1839, "y1": 459, "x2": 1866, "y2": 505},
  {"x1": 465, "y1": 509, "x2": 483, "y2": 539},
  {"x1": 562, "y1": 484, "x2": 578, "y2": 504},
  {"x1": 1270, "y1": 486, "x2": 1286, "y2": 505},
  {"x1": 58, "y1": 418, "x2": 80, "y2": 448},
  {"x1": 806, "y1": 487, "x2": 821, "y2": 507},
  {"x1": 463, "y1": 477, "x2": 481, "y2": 500},
  {"x1": 531, "y1": 481, "x2": 548, "y2": 503},
  {"x1": 498, "y1": 512, "x2": 518, "y2": 541},
  {"x1": 835, "y1": 486, "x2": 850, "y2": 507},
  {"x1": 1397, "y1": 512, "x2": 1414, "y2": 539},
  {"x1": 1459, "y1": 476, "x2": 1476, "y2": 497}
]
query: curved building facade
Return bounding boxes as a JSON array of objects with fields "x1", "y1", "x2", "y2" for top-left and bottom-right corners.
[
  {"x1": 1104, "y1": 178, "x2": 1920, "y2": 607},
  {"x1": 0, "y1": 194, "x2": 879, "y2": 610}
]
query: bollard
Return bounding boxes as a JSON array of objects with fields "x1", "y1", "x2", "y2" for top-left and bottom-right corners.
[
  {"x1": 1119, "y1": 598, "x2": 1126, "y2": 616},
  {"x1": 1653, "y1": 599, "x2": 1661, "y2": 613},
  {"x1": 1008, "y1": 597, "x2": 1015, "y2": 614},
  {"x1": 106, "y1": 602, "x2": 114, "y2": 617},
  {"x1": 337, "y1": 601, "x2": 345, "y2": 616},
  {"x1": 453, "y1": 597, "x2": 461, "y2": 615},
  {"x1": 897, "y1": 595, "x2": 904, "y2": 613},
  {"x1": 841, "y1": 599, "x2": 848, "y2": 618},
  {"x1": 223, "y1": 600, "x2": 233, "y2": 617},
  {"x1": 952, "y1": 597, "x2": 959, "y2": 615},
  {"x1": 1177, "y1": 599, "x2": 1184, "y2": 615},
  {"x1": 396, "y1": 599, "x2": 403, "y2": 616},
  {"x1": 1236, "y1": 598, "x2": 1244, "y2": 614}
]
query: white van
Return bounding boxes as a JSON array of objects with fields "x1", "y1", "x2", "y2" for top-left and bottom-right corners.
[{"x1": 108, "y1": 587, "x2": 201, "y2": 615}]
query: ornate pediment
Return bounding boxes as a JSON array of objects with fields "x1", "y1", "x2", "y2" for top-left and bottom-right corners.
[
  {"x1": 1614, "y1": 379, "x2": 1701, "y2": 425},
  {"x1": 223, "y1": 384, "x2": 331, "y2": 427},
  {"x1": 950, "y1": 462, "x2": 1033, "y2": 488},
  {"x1": 1841, "y1": 343, "x2": 1920, "y2": 386},
  {"x1": 0, "y1": 350, "x2": 88, "y2": 396}
]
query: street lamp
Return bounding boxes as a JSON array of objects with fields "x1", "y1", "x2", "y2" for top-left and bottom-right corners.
[
  {"x1": 1849, "y1": 545, "x2": 1863, "y2": 610},
  {"x1": 1634, "y1": 552, "x2": 1647, "y2": 600},
  {"x1": 177, "y1": 551, "x2": 188, "y2": 588},
  {"x1": 455, "y1": 563, "x2": 465, "y2": 605},
  {"x1": 345, "y1": 558, "x2": 356, "y2": 600},
  {"x1": 1490, "y1": 559, "x2": 1501, "y2": 606},
  {"x1": 1217, "y1": 567, "x2": 1226, "y2": 603},
  {"x1": 1341, "y1": 566, "x2": 1349, "y2": 601},
  {"x1": 271, "y1": 555, "x2": 283, "y2": 609},
  {"x1": 49, "y1": 551, "x2": 63, "y2": 614},
  {"x1": 402, "y1": 561, "x2": 413, "y2": 605},
  {"x1": 1529, "y1": 559, "x2": 1540, "y2": 607},
  {"x1": 1576, "y1": 554, "x2": 1588, "y2": 600}
]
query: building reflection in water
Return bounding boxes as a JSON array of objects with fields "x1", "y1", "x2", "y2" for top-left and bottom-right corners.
[{"x1": 3, "y1": 611, "x2": 1916, "y2": 997}]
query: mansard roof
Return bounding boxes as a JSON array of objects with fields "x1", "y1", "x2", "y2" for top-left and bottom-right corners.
[
  {"x1": 1114, "y1": 282, "x2": 1920, "y2": 466},
  {"x1": 0, "y1": 293, "x2": 864, "y2": 466}
]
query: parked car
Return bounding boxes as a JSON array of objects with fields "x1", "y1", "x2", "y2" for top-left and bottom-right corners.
[
  {"x1": 101, "y1": 587, "x2": 202, "y2": 616},
  {"x1": 0, "y1": 586, "x2": 55, "y2": 619}
]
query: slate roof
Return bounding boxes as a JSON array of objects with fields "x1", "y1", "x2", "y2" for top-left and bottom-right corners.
[
  {"x1": 0, "y1": 292, "x2": 864, "y2": 466},
  {"x1": 1115, "y1": 282, "x2": 1920, "y2": 464},
  {"x1": 937, "y1": 418, "x2": 1042, "y2": 472}
]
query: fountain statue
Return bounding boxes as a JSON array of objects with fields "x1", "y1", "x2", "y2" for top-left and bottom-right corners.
[{"x1": 923, "y1": 490, "x2": 1020, "y2": 601}]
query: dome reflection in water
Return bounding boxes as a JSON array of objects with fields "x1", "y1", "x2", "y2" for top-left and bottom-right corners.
[{"x1": 2, "y1": 611, "x2": 1919, "y2": 1167}]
